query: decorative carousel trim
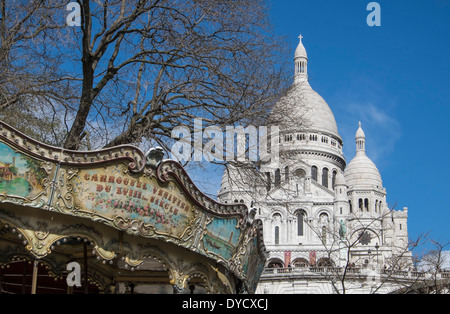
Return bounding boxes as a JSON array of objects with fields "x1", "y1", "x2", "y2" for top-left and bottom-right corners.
[
  {"x1": 156, "y1": 159, "x2": 249, "y2": 223},
  {"x1": 0, "y1": 121, "x2": 250, "y2": 223},
  {"x1": 0, "y1": 121, "x2": 146, "y2": 173},
  {"x1": 252, "y1": 219, "x2": 268, "y2": 258}
]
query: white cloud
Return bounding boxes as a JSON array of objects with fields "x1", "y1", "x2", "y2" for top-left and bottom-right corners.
[
  {"x1": 417, "y1": 250, "x2": 450, "y2": 272},
  {"x1": 338, "y1": 102, "x2": 401, "y2": 165}
]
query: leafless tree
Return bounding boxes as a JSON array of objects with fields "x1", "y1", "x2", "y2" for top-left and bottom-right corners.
[
  {"x1": 0, "y1": 0, "x2": 290, "y2": 153},
  {"x1": 299, "y1": 207, "x2": 415, "y2": 294},
  {"x1": 0, "y1": 0, "x2": 71, "y2": 145},
  {"x1": 410, "y1": 237, "x2": 450, "y2": 294},
  {"x1": 309, "y1": 220, "x2": 450, "y2": 294}
]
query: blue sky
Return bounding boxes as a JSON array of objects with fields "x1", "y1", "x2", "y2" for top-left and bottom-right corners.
[
  {"x1": 266, "y1": 0, "x2": 450, "y2": 244},
  {"x1": 188, "y1": 0, "x2": 450, "y2": 246}
]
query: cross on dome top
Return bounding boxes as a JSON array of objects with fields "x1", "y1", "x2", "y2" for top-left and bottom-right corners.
[
  {"x1": 294, "y1": 34, "x2": 308, "y2": 79},
  {"x1": 295, "y1": 34, "x2": 307, "y2": 59},
  {"x1": 355, "y1": 121, "x2": 366, "y2": 153}
]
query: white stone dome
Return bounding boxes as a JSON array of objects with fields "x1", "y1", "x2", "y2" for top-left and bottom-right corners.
[
  {"x1": 272, "y1": 79, "x2": 340, "y2": 138},
  {"x1": 344, "y1": 123, "x2": 383, "y2": 189},
  {"x1": 271, "y1": 36, "x2": 340, "y2": 139},
  {"x1": 219, "y1": 165, "x2": 239, "y2": 191},
  {"x1": 344, "y1": 154, "x2": 383, "y2": 189},
  {"x1": 334, "y1": 171, "x2": 346, "y2": 186},
  {"x1": 218, "y1": 164, "x2": 255, "y2": 194},
  {"x1": 297, "y1": 80, "x2": 339, "y2": 137}
]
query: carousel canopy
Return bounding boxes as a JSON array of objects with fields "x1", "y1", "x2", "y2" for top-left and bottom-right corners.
[{"x1": 0, "y1": 121, "x2": 266, "y2": 294}]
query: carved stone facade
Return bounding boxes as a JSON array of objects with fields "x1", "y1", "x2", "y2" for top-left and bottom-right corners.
[{"x1": 218, "y1": 36, "x2": 412, "y2": 294}]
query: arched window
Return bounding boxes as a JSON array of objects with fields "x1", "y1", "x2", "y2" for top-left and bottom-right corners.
[
  {"x1": 332, "y1": 170, "x2": 337, "y2": 189},
  {"x1": 320, "y1": 213, "x2": 329, "y2": 223},
  {"x1": 364, "y1": 198, "x2": 369, "y2": 212},
  {"x1": 322, "y1": 168, "x2": 329, "y2": 188},
  {"x1": 349, "y1": 200, "x2": 353, "y2": 213},
  {"x1": 285, "y1": 166, "x2": 289, "y2": 182},
  {"x1": 294, "y1": 168, "x2": 306, "y2": 178},
  {"x1": 292, "y1": 258, "x2": 309, "y2": 268},
  {"x1": 284, "y1": 134, "x2": 293, "y2": 142},
  {"x1": 297, "y1": 211, "x2": 305, "y2": 236},
  {"x1": 267, "y1": 259, "x2": 284, "y2": 268},
  {"x1": 275, "y1": 226, "x2": 280, "y2": 244},
  {"x1": 359, "y1": 198, "x2": 363, "y2": 212},
  {"x1": 294, "y1": 169, "x2": 306, "y2": 196},
  {"x1": 317, "y1": 258, "x2": 333, "y2": 267},
  {"x1": 273, "y1": 213, "x2": 282, "y2": 245},
  {"x1": 311, "y1": 166, "x2": 318, "y2": 182},
  {"x1": 275, "y1": 169, "x2": 281, "y2": 187},
  {"x1": 322, "y1": 226, "x2": 327, "y2": 244},
  {"x1": 266, "y1": 172, "x2": 271, "y2": 191}
]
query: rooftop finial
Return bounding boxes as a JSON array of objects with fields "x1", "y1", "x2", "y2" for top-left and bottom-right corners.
[
  {"x1": 355, "y1": 122, "x2": 366, "y2": 153},
  {"x1": 294, "y1": 34, "x2": 308, "y2": 81}
]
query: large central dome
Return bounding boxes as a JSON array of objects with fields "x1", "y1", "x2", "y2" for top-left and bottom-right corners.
[
  {"x1": 275, "y1": 79, "x2": 340, "y2": 138},
  {"x1": 271, "y1": 36, "x2": 341, "y2": 140}
]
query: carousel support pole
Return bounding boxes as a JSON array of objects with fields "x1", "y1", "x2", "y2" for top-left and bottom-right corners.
[
  {"x1": 129, "y1": 283, "x2": 135, "y2": 294},
  {"x1": 31, "y1": 260, "x2": 38, "y2": 294},
  {"x1": 22, "y1": 262, "x2": 27, "y2": 294},
  {"x1": 83, "y1": 242, "x2": 89, "y2": 294}
]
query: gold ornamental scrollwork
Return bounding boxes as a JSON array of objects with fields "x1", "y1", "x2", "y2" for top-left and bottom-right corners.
[
  {"x1": 54, "y1": 168, "x2": 79, "y2": 213},
  {"x1": 112, "y1": 217, "x2": 156, "y2": 238}
]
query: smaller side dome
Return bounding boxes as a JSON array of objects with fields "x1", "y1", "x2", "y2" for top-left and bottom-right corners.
[
  {"x1": 219, "y1": 165, "x2": 241, "y2": 192},
  {"x1": 334, "y1": 171, "x2": 346, "y2": 186},
  {"x1": 344, "y1": 122, "x2": 383, "y2": 189},
  {"x1": 344, "y1": 155, "x2": 383, "y2": 189}
]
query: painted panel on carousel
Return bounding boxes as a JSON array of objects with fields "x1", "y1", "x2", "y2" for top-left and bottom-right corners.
[
  {"x1": 68, "y1": 163, "x2": 196, "y2": 240},
  {"x1": 203, "y1": 217, "x2": 241, "y2": 260},
  {"x1": 0, "y1": 141, "x2": 47, "y2": 199},
  {"x1": 242, "y1": 233, "x2": 266, "y2": 293}
]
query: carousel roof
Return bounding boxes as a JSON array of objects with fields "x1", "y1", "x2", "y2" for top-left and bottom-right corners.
[{"x1": 0, "y1": 120, "x2": 266, "y2": 294}]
